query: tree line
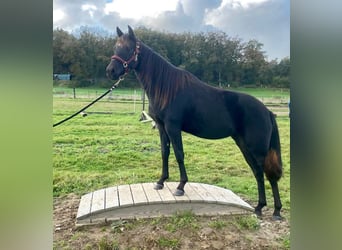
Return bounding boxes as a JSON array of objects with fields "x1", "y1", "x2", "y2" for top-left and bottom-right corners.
[{"x1": 53, "y1": 27, "x2": 290, "y2": 88}]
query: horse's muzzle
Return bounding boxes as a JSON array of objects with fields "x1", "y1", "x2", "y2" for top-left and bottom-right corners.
[
  {"x1": 106, "y1": 64, "x2": 114, "y2": 80},
  {"x1": 106, "y1": 62, "x2": 125, "y2": 80}
]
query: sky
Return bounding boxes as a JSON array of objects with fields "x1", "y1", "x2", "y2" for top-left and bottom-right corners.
[{"x1": 53, "y1": 0, "x2": 289, "y2": 60}]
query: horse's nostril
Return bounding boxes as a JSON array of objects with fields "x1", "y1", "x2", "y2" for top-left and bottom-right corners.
[{"x1": 106, "y1": 65, "x2": 113, "y2": 79}]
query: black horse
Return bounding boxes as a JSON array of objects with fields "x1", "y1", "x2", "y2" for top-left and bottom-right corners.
[{"x1": 106, "y1": 26, "x2": 283, "y2": 219}]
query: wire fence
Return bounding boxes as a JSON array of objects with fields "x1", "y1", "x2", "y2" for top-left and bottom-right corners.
[
  {"x1": 53, "y1": 87, "x2": 143, "y2": 100},
  {"x1": 53, "y1": 87, "x2": 289, "y2": 116}
]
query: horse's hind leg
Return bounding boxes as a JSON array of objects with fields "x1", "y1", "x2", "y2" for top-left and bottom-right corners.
[
  {"x1": 234, "y1": 137, "x2": 267, "y2": 217},
  {"x1": 236, "y1": 137, "x2": 283, "y2": 219},
  {"x1": 154, "y1": 125, "x2": 170, "y2": 190},
  {"x1": 248, "y1": 157, "x2": 268, "y2": 217},
  {"x1": 269, "y1": 178, "x2": 282, "y2": 220}
]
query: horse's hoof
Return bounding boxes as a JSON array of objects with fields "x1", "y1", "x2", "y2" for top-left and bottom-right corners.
[
  {"x1": 254, "y1": 208, "x2": 262, "y2": 218},
  {"x1": 173, "y1": 189, "x2": 184, "y2": 196},
  {"x1": 154, "y1": 183, "x2": 164, "y2": 190},
  {"x1": 272, "y1": 215, "x2": 283, "y2": 221}
]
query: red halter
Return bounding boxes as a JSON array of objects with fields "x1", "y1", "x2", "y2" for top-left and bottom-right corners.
[{"x1": 111, "y1": 41, "x2": 140, "y2": 73}]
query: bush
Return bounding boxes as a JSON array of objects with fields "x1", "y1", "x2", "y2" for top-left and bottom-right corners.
[{"x1": 272, "y1": 76, "x2": 290, "y2": 88}]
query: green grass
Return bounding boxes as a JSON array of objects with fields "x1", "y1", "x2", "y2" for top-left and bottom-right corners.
[
  {"x1": 232, "y1": 215, "x2": 260, "y2": 231},
  {"x1": 233, "y1": 87, "x2": 290, "y2": 98},
  {"x1": 165, "y1": 211, "x2": 199, "y2": 233},
  {"x1": 53, "y1": 88, "x2": 290, "y2": 218},
  {"x1": 157, "y1": 236, "x2": 180, "y2": 249},
  {"x1": 97, "y1": 237, "x2": 119, "y2": 250},
  {"x1": 209, "y1": 220, "x2": 227, "y2": 230}
]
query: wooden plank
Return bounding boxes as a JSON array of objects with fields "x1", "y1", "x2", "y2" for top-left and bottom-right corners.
[
  {"x1": 77, "y1": 192, "x2": 92, "y2": 218},
  {"x1": 165, "y1": 182, "x2": 190, "y2": 203},
  {"x1": 91, "y1": 188, "x2": 105, "y2": 213},
  {"x1": 156, "y1": 183, "x2": 176, "y2": 204},
  {"x1": 130, "y1": 183, "x2": 148, "y2": 205},
  {"x1": 142, "y1": 183, "x2": 162, "y2": 204},
  {"x1": 118, "y1": 184, "x2": 133, "y2": 207},
  {"x1": 200, "y1": 184, "x2": 253, "y2": 210},
  {"x1": 105, "y1": 186, "x2": 119, "y2": 209},
  {"x1": 199, "y1": 183, "x2": 228, "y2": 204},
  {"x1": 189, "y1": 183, "x2": 216, "y2": 203},
  {"x1": 215, "y1": 186, "x2": 241, "y2": 204},
  {"x1": 206, "y1": 184, "x2": 233, "y2": 204},
  {"x1": 214, "y1": 186, "x2": 253, "y2": 209},
  {"x1": 186, "y1": 183, "x2": 205, "y2": 203}
]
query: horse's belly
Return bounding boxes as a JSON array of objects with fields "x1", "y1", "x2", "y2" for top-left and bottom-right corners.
[{"x1": 182, "y1": 120, "x2": 234, "y2": 139}]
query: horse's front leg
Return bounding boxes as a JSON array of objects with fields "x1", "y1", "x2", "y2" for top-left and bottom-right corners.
[
  {"x1": 165, "y1": 125, "x2": 188, "y2": 196},
  {"x1": 154, "y1": 125, "x2": 170, "y2": 190}
]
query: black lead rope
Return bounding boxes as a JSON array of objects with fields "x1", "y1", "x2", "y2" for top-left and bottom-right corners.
[{"x1": 53, "y1": 77, "x2": 124, "y2": 127}]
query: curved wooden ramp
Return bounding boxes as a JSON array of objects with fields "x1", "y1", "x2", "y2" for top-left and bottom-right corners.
[{"x1": 76, "y1": 182, "x2": 254, "y2": 226}]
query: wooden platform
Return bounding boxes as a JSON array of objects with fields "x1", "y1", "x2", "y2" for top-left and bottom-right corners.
[{"x1": 76, "y1": 182, "x2": 254, "y2": 226}]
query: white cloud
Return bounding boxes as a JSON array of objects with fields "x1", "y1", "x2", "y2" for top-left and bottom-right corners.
[
  {"x1": 53, "y1": 9, "x2": 65, "y2": 23},
  {"x1": 81, "y1": 4, "x2": 97, "y2": 18},
  {"x1": 205, "y1": 0, "x2": 290, "y2": 59},
  {"x1": 104, "y1": 0, "x2": 178, "y2": 19},
  {"x1": 81, "y1": 4, "x2": 97, "y2": 11},
  {"x1": 234, "y1": 0, "x2": 270, "y2": 8}
]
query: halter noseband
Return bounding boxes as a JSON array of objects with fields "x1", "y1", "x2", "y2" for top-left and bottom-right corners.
[{"x1": 111, "y1": 41, "x2": 140, "y2": 74}]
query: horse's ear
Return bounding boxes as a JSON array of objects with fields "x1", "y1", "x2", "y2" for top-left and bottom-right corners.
[
  {"x1": 128, "y1": 25, "x2": 136, "y2": 40},
  {"x1": 116, "y1": 27, "x2": 123, "y2": 37}
]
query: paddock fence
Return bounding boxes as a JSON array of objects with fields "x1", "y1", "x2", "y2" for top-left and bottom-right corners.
[{"x1": 53, "y1": 87, "x2": 290, "y2": 117}]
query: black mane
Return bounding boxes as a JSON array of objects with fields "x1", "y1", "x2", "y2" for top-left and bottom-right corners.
[{"x1": 135, "y1": 42, "x2": 194, "y2": 109}]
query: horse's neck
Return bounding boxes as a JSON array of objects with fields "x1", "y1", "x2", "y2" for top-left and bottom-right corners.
[
  {"x1": 134, "y1": 43, "x2": 189, "y2": 110},
  {"x1": 134, "y1": 44, "x2": 163, "y2": 96}
]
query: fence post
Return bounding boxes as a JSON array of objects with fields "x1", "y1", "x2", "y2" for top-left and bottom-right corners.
[
  {"x1": 134, "y1": 90, "x2": 137, "y2": 113},
  {"x1": 73, "y1": 88, "x2": 76, "y2": 99},
  {"x1": 142, "y1": 89, "x2": 146, "y2": 111}
]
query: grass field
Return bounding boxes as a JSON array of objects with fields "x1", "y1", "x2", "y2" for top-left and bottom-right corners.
[{"x1": 53, "y1": 87, "x2": 290, "y2": 217}]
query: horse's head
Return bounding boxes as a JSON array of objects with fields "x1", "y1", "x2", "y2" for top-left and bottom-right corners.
[{"x1": 106, "y1": 26, "x2": 140, "y2": 80}]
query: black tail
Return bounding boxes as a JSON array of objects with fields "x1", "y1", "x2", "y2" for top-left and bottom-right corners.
[{"x1": 264, "y1": 112, "x2": 283, "y2": 182}]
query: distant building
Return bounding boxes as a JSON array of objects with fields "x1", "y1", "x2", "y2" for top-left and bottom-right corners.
[{"x1": 53, "y1": 73, "x2": 72, "y2": 80}]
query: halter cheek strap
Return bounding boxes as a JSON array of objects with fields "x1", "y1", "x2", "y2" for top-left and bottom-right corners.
[{"x1": 111, "y1": 41, "x2": 140, "y2": 73}]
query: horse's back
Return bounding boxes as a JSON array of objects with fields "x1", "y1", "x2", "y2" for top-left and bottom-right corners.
[{"x1": 180, "y1": 83, "x2": 271, "y2": 141}]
